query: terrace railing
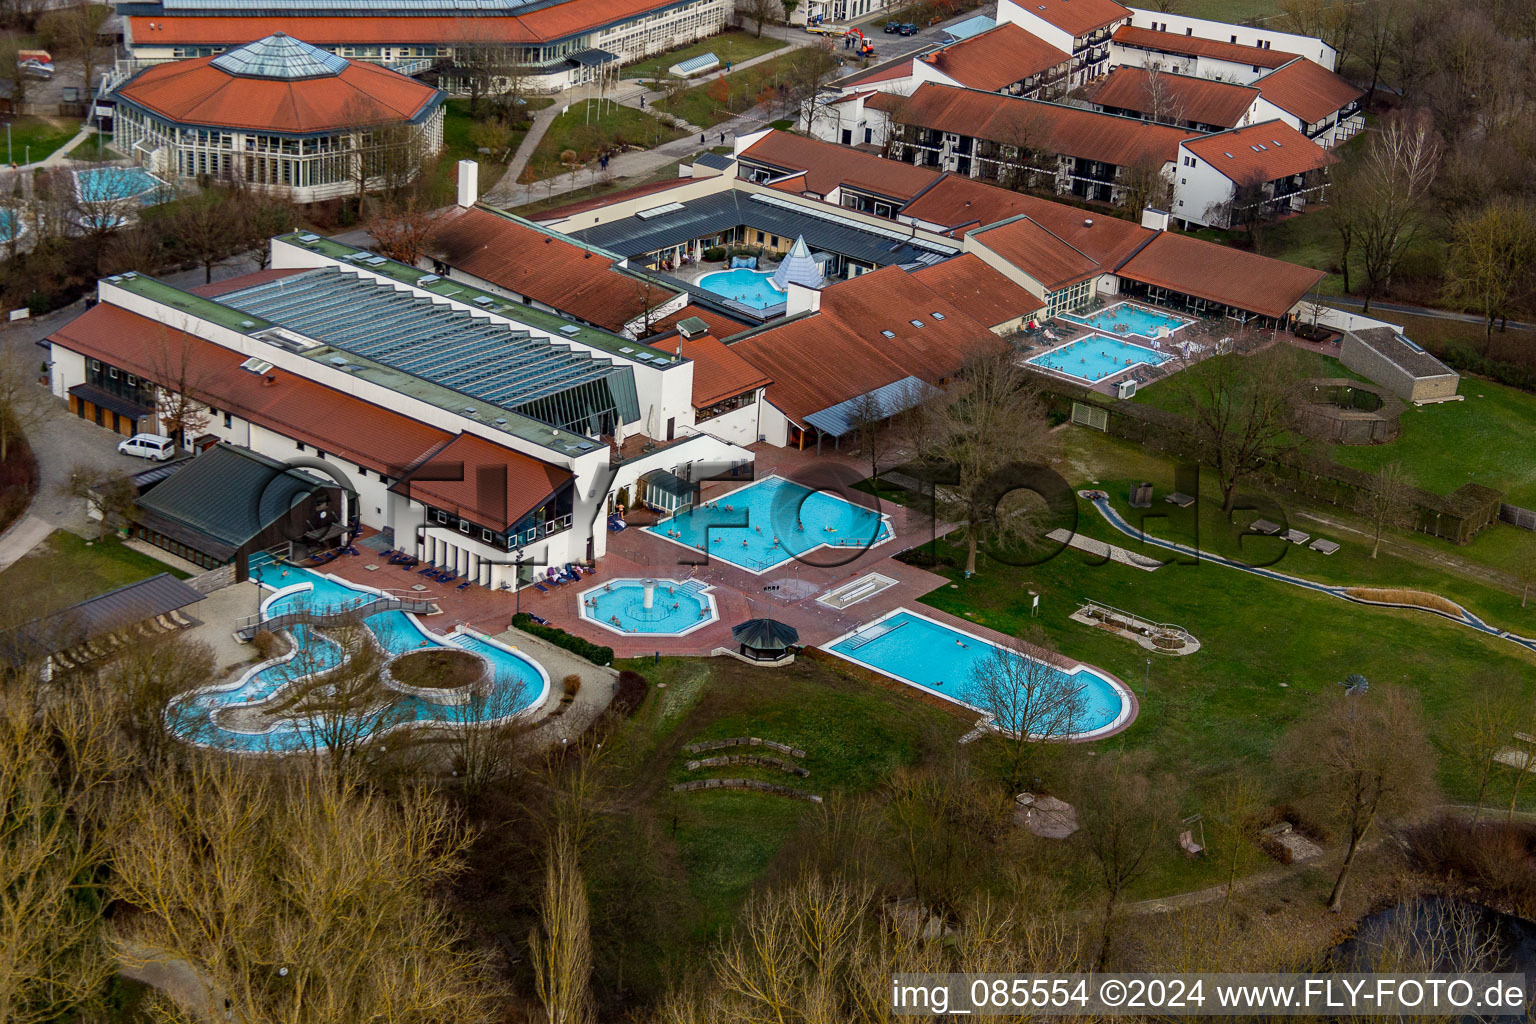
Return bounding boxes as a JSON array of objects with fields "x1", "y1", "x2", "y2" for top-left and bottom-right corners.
[{"x1": 234, "y1": 594, "x2": 440, "y2": 642}]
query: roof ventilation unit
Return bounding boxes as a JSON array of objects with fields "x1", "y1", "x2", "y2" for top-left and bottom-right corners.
[
  {"x1": 240, "y1": 357, "x2": 274, "y2": 375},
  {"x1": 559, "y1": 324, "x2": 581, "y2": 336},
  {"x1": 416, "y1": 274, "x2": 441, "y2": 286},
  {"x1": 297, "y1": 233, "x2": 320, "y2": 244},
  {"x1": 473, "y1": 296, "x2": 494, "y2": 306}
]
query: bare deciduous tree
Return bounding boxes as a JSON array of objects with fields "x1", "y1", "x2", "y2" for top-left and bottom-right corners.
[
  {"x1": 906, "y1": 352, "x2": 1057, "y2": 576},
  {"x1": 58, "y1": 463, "x2": 136, "y2": 540},
  {"x1": 443, "y1": 673, "x2": 530, "y2": 799},
  {"x1": 530, "y1": 819, "x2": 595, "y2": 1024},
  {"x1": 1281, "y1": 683, "x2": 1436, "y2": 911},
  {"x1": 1208, "y1": 776, "x2": 1264, "y2": 910},
  {"x1": 147, "y1": 328, "x2": 213, "y2": 448},
  {"x1": 1174, "y1": 345, "x2": 1302, "y2": 516},
  {"x1": 1441, "y1": 198, "x2": 1536, "y2": 348},
  {"x1": 970, "y1": 630, "x2": 1083, "y2": 792},
  {"x1": 1346, "y1": 112, "x2": 1441, "y2": 312},
  {"x1": 1074, "y1": 751, "x2": 1169, "y2": 969},
  {"x1": 37, "y1": 3, "x2": 110, "y2": 97},
  {"x1": 1355, "y1": 460, "x2": 1415, "y2": 558},
  {"x1": 1448, "y1": 682, "x2": 1521, "y2": 823},
  {"x1": 0, "y1": 345, "x2": 46, "y2": 463},
  {"x1": 111, "y1": 759, "x2": 504, "y2": 1023}
]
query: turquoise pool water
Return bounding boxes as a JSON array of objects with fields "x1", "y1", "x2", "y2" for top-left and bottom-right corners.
[
  {"x1": 0, "y1": 210, "x2": 16, "y2": 244},
  {"x1": 74, "y1": 167, "x2": 170, "y2": 205},
  {"x1": 696, "y1": 268, "x2": 786, "y2": 310},
  {"x1": 580, "y1": 578, "x2": 716, "y2": 635},
  {"x1": 1065, "y1": 301, "x2": 1191, "y2": 338},
  {"x1": 645, "y1": 475, "x2": 891, "y2": 574},
  {"x1": 1027, "y1": 335, "x2": 1169, "y2": 383},
  {"x1": 168, "y1": 565, "x2": 548, "y2": 753},
  {"x1": 826, "y1": 610, "x2": 1128, "y2": 737}
]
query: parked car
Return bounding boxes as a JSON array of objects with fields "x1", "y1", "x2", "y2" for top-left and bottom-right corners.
[
  {"x1": 883, "y1": 20, "x2": 901, "y2": 31},
  {"x1": 118, "y1": 434, "x2": 176, "y2": 461},
  {"x1": 18, "y1": 59, "x2": 53, "y2": 79},
  {"x1": 897, "y1": 22, "x2": 918, "y2": 34}
]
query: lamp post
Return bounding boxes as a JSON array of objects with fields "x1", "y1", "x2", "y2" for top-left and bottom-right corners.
[{"x1": 514, "y1": 548, "x2": 525, "y2": 615}]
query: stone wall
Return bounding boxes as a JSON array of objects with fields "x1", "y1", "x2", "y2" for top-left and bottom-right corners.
[{"x1": 187, "y1": 564, "x2": 237, "y2": 594}]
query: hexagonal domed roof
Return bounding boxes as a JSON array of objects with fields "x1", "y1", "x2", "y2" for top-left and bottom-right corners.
[{"x1": 210, "y1": 32, "x2": 349, "y2": 80}]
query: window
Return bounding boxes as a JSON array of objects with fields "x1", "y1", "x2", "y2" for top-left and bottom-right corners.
[
  {"x1": 126, "y1": 374, "x2": 137, "y2": 386},
  {"x1": 932, "y1": 312, "x2": 945, "y2": 320},
  {"x1": 223, "y1": 412, "x2": 232, "y2": 429},
  {"x1": 358, "y1": 467, "x2": 368, "y2": 479},
  {"x1": 909, "y1": 319, "x2": 924, "y2": 328},
  {"x1": 459, "y1": 520, "x2": 471, "y2": 535},
  {"x1": 482, "y1": 529, "x2": 494, "y2": 542},
  {"x1": 109, "y1": 368, "x2": 118, "y2": 379},
  {"x1": 435, "y1": 511, "x2": 448, "y2": 524},
  {"x1": 296, "y1": 442, "x2": 306, "y2": 451},
  {"x1": 89, "y1": 359, "x2": 100, "y2": 371}
]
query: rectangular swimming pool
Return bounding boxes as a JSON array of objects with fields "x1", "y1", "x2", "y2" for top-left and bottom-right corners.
[
  {"x1": 824, "y1": 609, "x2": 1131, "y2": 738},
  {"x1": 1064, "y1": 301, "x2": 1192, "y2": 339},
  {"x1": 1026, "y1": 334, "x2": 1169, "y2": 384},
  {"x1": 645, "y1": 475, "x2": 891, "y2": 574}
]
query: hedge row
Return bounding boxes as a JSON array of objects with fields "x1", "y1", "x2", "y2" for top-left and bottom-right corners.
[
  {"x1": 1436, "y1": 345, "x2": 1536, "y2": 394},
  {"x1": 512, "y1": 613, "x2": 614, "y2": 667}
]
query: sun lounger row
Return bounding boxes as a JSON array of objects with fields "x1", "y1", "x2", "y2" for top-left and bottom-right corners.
[{"x1": 50, "y1": 610, "x2": 196, "y2": 671}]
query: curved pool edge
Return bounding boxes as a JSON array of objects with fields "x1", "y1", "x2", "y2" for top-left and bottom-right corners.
[
  {"x1": 576, "y1": 577, "x2": 721, "y2": 637},
  {"x1": 168, "y1": 569, "x2": 553, "y2": 753},
  {"x1": 820, "y1": 606, "x2": 1139, "y2": 742}
]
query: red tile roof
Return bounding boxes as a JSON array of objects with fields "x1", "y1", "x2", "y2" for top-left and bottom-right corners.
[
  {"x1": 967, "y1": 215, "x2": 1101, "y2": 289},
  {"x1": 648, "y1": 333, "x2": 770, "y2": 408},
  {"x1": 1090, "y1": 66, "x2": 1259, "y2": 128},
  {"x1": 530, "y1": 177, "x2": 698, "y2": 222},
  {"x1": 394, "y1": 431, "x2": 572, "y2": 528},
  {"x1": 1011, "y1": 0, "x2": 1131, "y2": 37},
  {"x1": 922, "y1": 23, "x2": 1068, "y2": 92},
  {"x1": 128, "y1": 0, "x2": 698, "y2": 48},
  {"x1": 728, "y1": 266, "x2": 1003, "y2": 424},
  {"x1": 899, "y1": 174, "x2": 1035, "y2": 233},
  {"x1": 427, "y1": 206, "x2": 671, "y2": 332},
  {"x1": 1255, "y1": 57, "x2": 1363, "y2": 125},
  {"x1": 1112, "y1": 25, "x2": 1297, "y2": 69},
  {"x1": 115, "y1": 51, "x2": 440, "y2": 133},
  {"x1": 1116, "y1": 231, "x2": 1324, "y2": 318},
  {"x1": 49, "y1": 303, "x2": 451, "y2": 473},
  {"x1": 1182, "y1": 120, "x2": 1336, "y2": 183},
  {"x1": 894, "y1": 84, "x2": 1196, "y2": 169},
  {"x1": 839, "y1": 58, "x2": 914, "y2": 87},
  {"x1": 647, "y1": 303, "x2": 749, "y2": 339},
  {"x1": 911, "y1": 254, "x2": 1044, "y2": 326},
  {"x1": 190, "y1": 268, "x2": 307, "y2": 297},
  {"x1": 739, "y1": 130, "x2": 940, "y2": 200}
]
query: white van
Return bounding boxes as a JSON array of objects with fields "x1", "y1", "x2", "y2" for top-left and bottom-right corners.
[{"x1": 118, "y1": 433, "x2": 176, "y2": 461}]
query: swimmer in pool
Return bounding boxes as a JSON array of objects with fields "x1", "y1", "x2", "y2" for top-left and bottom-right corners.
[{"x1": 955, "y1": 639, "x2": 967, "y2": 648}]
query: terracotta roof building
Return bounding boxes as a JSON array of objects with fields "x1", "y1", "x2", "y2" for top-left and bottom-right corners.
[
  {"x1": 1115, "y1": 230, "x2": 1323, "y2": 320},
  {"x1": 738, "y1": 130, "x2": 939, "y2": 215},
  {"x1": 1175, "y1": 120, "x2": 1337, "y2": 227},
  {"x1": 122, "y1": 0, "x2": 735, "y2": 96},
  {"x1": 425, "y1": 205, "x2": 682, "y2": 336},
  {"x1": 1090, "y1": 66, "x2": 1260, "y2": 132},
  {"x1": 1254, "y1": 57, "x2": 1364, "y2": 146},
  {"x1": 886, "y1": 83, "x2": 1196, "y2": 206},
  {"x1": 920, "y1": 23, "x2": 1070, "y2": 99},
  {"x1": 996, "y1": 0, "x2": 1131, "y2": 86},
  {"x1": 910, "y1": 254, "x2": 1044, "y2": 331},
  {"x1": 112, "y1": 33, "x2": 443, "y2": 203},
  {"x1": 1110, "y1": 25, "x2": 1297, "y2": 78}
]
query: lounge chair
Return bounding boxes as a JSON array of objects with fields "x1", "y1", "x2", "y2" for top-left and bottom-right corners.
[
  {"x1": 170, "y1": 610, "x2": 194, "y2": 628},
  {"x1": 157, "y1": 615, "x2": 179, "y2": 630},
  {"x1": 418, "y1": 563, "x2": 439, "y2": 576},
  {"x1": 530, "y1": 614, "x2": 552, "y2": 626},
  {"x1": 435, "y1": 571, "x2": 456, "y2": 583},
  {"x1": 456, "y1": 580, "x2": 472, "y2": 591},
  {"x1": 533, "y1": 581, "x2": 551, "y2": 594},
  {"x1": 1179, "y1": 830, "x2": 1204, "y2": 856}
]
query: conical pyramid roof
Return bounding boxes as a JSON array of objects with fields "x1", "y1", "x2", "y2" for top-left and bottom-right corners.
[
  {"x1": 771, "y1": 236, "x2": 824, "y2": 291},
  {"x1": 211, "y1": 33, "x2": 349, "y2": 80}
]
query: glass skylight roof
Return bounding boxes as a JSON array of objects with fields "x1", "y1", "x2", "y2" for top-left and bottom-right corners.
[{"x1": 210, "y1": 34, "x2": 350, "y2": 80}]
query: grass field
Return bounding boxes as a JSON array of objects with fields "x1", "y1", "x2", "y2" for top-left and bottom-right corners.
[
  {"x1": 519, "y1": 100, "x2": 686, "y2": 183},
  {"x1": 655, "y1": 51, "x2": 806, "y2": 129},
  {"x1": 0, "y1": 530, "x2": 188, "y2": 614},
  {"x1": 2, "y1": 116, "x2": 78, "y2": 165},
  {"x1": 622, "y1": 30, "x2": 783, "y2": 80},
  {"x1": 67, "y1": 132, "x2": 122, "y2": 161},
  {"x1": 908, "y1": 426, "x2": 1536, "y2": 895},
  {"x1": 1133, "y1": 345, "x2": 1536, "y2": 506},
  {"x1": 439, "y1": 96, "x2": 553, "y2": 194}
]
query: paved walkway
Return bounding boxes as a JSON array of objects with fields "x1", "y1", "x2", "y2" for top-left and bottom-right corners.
[{"x1": 0, "y1": 513, "x2": 52, "y2": 571}]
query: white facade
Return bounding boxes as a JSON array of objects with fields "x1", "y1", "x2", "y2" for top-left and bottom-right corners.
[
  {"x1": 1124, "y1": 9, "x2": 1337, "y2": 70},
  {"x1": 996, "y1": 0, "x2": 1128, "y2": 86},
  {"x1": 1171, "y1": 137, "x2": 1328, "y2": 228}
]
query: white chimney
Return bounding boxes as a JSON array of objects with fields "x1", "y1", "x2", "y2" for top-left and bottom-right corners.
[
  {"x1": 456, "y1": 160, "x2": 479, "y2": 208},
  {"x1": 1140, "y1": 207, "x2": 1171, "y2": 232},
  {"x1": 786, "y1": 282, "x2": 821, "y2": 316}
]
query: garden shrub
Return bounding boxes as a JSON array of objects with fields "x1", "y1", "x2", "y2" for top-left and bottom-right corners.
[
  {"x1": 611, "y1": 669, "x2": 649, "y2": 716},
  {"x1": 513, "y1": 613, "x2": 614, "y2": 666},
  {"x1": 1436, "y1": 345, "x2": 1536, "y2": 394},
  {"x1": 562, "y1": 673, "x2": 582, "y2": 698},
  {"x1": 702, "y1": 246, "x2": 726, "y2": 262}
]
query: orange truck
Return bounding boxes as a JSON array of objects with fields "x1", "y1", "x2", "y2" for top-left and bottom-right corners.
[{"x1": 17, "y1": 50, "x2": 52, "y2": 64}]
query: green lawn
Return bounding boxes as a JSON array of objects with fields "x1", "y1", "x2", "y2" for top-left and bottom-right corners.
[
  {"x1": 67, "y1": 132, "x2": 122, "y2": 161},
  {"x1": 655, "y1": 51, "x2": 807, "y2": 129},
  {"x1": 1, "y1": 116, "x2": 78, "y2": 165},
  {"x1": 438, "y1": 96, "x2": 553, "y2": 195},
  {"x1": 614, "y1": 654, "x2": 966, "y2": 940},
  {"x1": 519, "y1": 100, "x2": 686, "y2": 183},
  {"x1": 0, "y1": 530, "x2": 188, "y2": 617},
  {"x1": 1133, "y1": 345, "x2": 1536, "y2": 506},
  {"x1": 904, "y1": 426, "x2": 1536, "y2": 897},
  {"x1": 622, "y1": 30, "x2": 783, "y2": 80}
]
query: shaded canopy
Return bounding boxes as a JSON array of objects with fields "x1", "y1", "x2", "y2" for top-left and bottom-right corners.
[{"x1": 732, "y1": 618, "x2": 800, "y2": 650}]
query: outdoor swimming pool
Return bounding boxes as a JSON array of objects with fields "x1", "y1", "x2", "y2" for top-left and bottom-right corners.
[
  {"x1": 1064, "y1": 301, "x2": 1192, "y2": 339},
  {"x1": 579, "y1": 577, "x2": 717, "y2": 636},
  {"x1": 825, "y1": 609, "x2": 1131, "y2": 738},
  {"x1": 0, "y1": 210, "x2": 17, "y2": 244},
  {"x1": 74, "y1": 166, "x2": 171, "y2": 206},
  {"x1": 167, "y1": 565, "x2": 548, "y2": 753},
  {"x1": 1027, "y1": 334, "x2": 1169, "y2": 383},
  {"x1": 696, "y1": 268, "x2": 786, "y2": 310},
  {"x1": 645, "y1": 475, "x2": 892, "y2": 574}
]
